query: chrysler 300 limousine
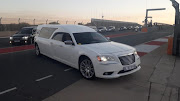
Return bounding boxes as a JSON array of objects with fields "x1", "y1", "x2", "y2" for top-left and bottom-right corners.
[{"x1": 34, "y1": 25, "x2": 141, "y2": 79}]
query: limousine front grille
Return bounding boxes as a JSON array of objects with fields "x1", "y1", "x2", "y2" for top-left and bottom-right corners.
[
  {"x1": 13, "y1": 37, "x2": 22, "y2": 40},
  {"x1": 119, "y1": 54, "x2": 135, "y2": 65}
]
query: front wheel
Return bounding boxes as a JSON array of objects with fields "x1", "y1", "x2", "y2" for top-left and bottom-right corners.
[
  {"x1": 35, "y1": 44, "x2": 41, "y2": 56},
  {"x1": 79, "y1": 58, "x2": 95, "y2": 80}
]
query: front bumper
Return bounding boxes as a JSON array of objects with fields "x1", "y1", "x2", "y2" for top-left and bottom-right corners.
[
  {"x1": 9, "y1": 39, "x2": 29, "y2": 44},
  {"x1": 93, "y1": 57, "x2": 141, "y2": 79}
]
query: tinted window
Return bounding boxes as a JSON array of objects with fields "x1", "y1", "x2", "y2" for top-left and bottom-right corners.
[
  {"x1": 52, "y1": 33, "x2": 63, "y2": 41},
  {"x1": 62, "y1": 33, "x2": 72, "y2": 42},
  {"x1": 73, "y1": 32, "x2": 109, "y2": 45},
  {"x1": 18, "y1": 28, "x2": 33, "y2": 34},
  {"x1": 39, "y1": 27, "x2": 57, "y2": 39}
]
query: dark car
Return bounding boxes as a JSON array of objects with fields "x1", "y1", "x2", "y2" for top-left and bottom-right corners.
[{"x1": 9, "y1": 27, "x2": 36, "y2": 45}]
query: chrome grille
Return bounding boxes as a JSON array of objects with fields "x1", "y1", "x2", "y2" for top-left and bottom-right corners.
[{"x1": 119, "y1": 54, "x2": 135, "y2": 65}]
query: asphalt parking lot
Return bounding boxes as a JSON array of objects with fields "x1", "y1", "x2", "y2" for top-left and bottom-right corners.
[{"x1": 0, "y1": 29, "x2": 173, "y2": 101}]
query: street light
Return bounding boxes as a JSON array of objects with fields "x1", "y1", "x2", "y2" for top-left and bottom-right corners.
[
  {"x1": 33, "y1": 19, "x2": 35, "y2": 25},
  {"x1": 0, "y1": 17, "x2": 2, "y2": 24},
  {"x1": 18, "y1": 18, "x2": 21, "y2": 24},
  {"x1": 46, "y1": 19, "x2": 48, "y2": 24}
]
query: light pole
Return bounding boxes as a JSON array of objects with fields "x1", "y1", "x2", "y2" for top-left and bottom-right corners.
[
  {"x1": 18, "y1": 18, "x2": 21, "y2": 24},
  {"x1": 33, "y1": 19, "x2": 35, "y2": 25},
  {"x1": 46, "y1": 19, "x2": 48, "y2": 24},
  {"x1": 0, "y1": 17, "x2": 2, "y2": 24},
  {"x1": 74, "y1": 21, "x2": 76, "y2": 25},
  {"x1": 170, "y1": 0, "x2": 180, "y2": 55}
]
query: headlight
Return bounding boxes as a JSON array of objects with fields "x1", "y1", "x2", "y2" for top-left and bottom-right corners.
[
  {"x1": 9, "y1": 37, "x2": 13, "y2": 40},
  {"x1": 97, "y1": 55, "x2": 115, "y2": 62},
  {"x1": 22, "y1": 36, "x2": 29, "y2": 40},
  {"x1": 134, "y1": 51, "x2": 138, "y2": 55}
]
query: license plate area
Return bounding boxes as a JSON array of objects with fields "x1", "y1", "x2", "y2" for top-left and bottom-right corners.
[
  {"x1": 14, "y1": 40, "x2": 20, "y2": 42},
  {"x1": 123, "y1": 65, "x2": 136, "y2": 71}
]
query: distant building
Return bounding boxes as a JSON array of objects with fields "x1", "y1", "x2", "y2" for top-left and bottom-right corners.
[{"x1": 90, "y1": 18, "x2": 140, "y2": 28}]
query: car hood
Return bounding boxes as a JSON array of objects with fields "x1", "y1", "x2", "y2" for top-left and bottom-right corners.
[
  {"x1": 81, "y1": 42, "x2": 135, "y2": 54},
  {"x1": 12, "y1": 34, "x2": 30, "y2": 37}
]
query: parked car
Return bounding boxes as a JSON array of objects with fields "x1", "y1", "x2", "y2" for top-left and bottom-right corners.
[
  {"x1": 34, "y1": 25, "x2": 141, "y2": 79},
  {"x1": 87, "y1": 26, "x2": 97, "y2": 31},
  {"x1": 9, "y1": 26, "x2": 36, "y2": 45},
  {"x1": 107, "y1": 26, "x2": 116, "y2": 32},
  {"x1": 134, "y1": 26, "x2": 140, "y2": 32},
  {"x1": 119, "y1": 26, "x2": 127, "y2": 31},
  {"x1": 127, "y1": 26, "x2": 134, "y2": 30},
  {"x1": 97, "y1": 26, "x2": 107, "y2": 32}
]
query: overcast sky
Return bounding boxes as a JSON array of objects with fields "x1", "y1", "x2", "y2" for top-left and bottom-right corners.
[{"x1": 0, "y1": 0, "x2": 178, "y2": 24}]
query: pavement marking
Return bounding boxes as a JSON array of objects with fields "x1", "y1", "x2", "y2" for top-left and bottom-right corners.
[
  {"x1": 35, "y1": 75, "x2": 53, "y2": 82},
  {"x1": 135, "y1": 44, "x2": 160, "y2": 53},
  {"x1": 105, "y1": 32, "x2": 140, "y2": 38},
  {"x1": 153, "y1": 38, "x2": 168, "y2": 42},
  {"x1": 137, "y1": 52, "x2": 147, "y2": 57},
  {"x1": 0, "y1": 45, "x2": 35, "y2": 54},
  {"x1": 0, "y1": 87, "x2": 17, "y2": 95},
  {"x1": 145, "y1": 41, "x2": 167, "y2": 46},
  {"x1": 64, "y1": 68, "x2": 73, "y2": 72},
  {"x1": 0, "y1": 49, "x2": 34, "y2": 55}
]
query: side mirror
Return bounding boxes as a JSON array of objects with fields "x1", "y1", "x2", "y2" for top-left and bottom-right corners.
[
  {"x1": 106, "y1": 37, "x2": 110, "y2": 40},
  {"x1": 64, "y1": 40, "x2": 73, "y2": 45}
]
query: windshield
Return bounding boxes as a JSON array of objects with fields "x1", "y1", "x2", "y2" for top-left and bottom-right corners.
[
  {"x1": 73, "y1": 32, "x2": 110, "y2": 45},
  {"x1": 18, "y1": 28, "x2": 33, "y2": 34}
]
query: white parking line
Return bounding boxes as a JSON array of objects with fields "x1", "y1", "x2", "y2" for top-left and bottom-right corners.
[
  {"x1": 153, "y1": 38, "x2": 168, "y2": 42},
  {"x1": 35, "y1": 75, "x2": 53, "y2": 82},
  {"x1": 64, "y1": 68, "x2": 73, "y2": 72},
  {"x1": 0, "y1": 87, "x2": 17, "y2": 95},
  {"x1": 134, "y1": 44, "x2": 160, "y2": 53}
]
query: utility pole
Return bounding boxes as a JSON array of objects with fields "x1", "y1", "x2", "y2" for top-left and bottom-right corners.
[
  {"x1": 46, "y1": 19, "x2": 48, "y2": 24},
  {"x1": 18, "y1": 18, "x2": 21, "y2": 24},
  {"x1": 0, "y1": 17, "x2": 2, "y2": 24},
  {"x1": 170, "y1": 0, "x2": 180, "y2": 55},
  {"x1": 33, "y1": 19, "x2": 35, "y2": 25}
]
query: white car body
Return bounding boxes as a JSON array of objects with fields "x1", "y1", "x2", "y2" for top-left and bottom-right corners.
[{"x1": 35, "y1": 25, "x2": 141, "y2": 79}]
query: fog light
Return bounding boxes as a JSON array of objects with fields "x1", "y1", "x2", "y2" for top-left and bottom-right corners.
[
  {"x1": 103, "y1": 72, "x2": 113, "y2": 75},
  {"x1": 9, "y1": 41, "x2": 12, "y2": 44},
  {"x1": 25, "y1": 41, "x2": 27, "y2": 43}
]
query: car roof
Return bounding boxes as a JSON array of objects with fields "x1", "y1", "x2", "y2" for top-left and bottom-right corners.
[{"x1": 37, "y1": 24, "x2": 96, "y2": 33}]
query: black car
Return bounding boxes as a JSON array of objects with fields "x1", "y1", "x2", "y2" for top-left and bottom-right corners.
[{"x1": 9, "y1": 27, "x2": 36, "y2": 45}]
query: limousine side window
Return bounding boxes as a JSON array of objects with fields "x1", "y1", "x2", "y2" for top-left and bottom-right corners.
[
  {"x1": 52, "y1": 32, "x2": 73, "y2": 42},
  {"x1": 52, "y1": 32, "x2": 64, "y2": 41},
  {"x1": 39, "y1": 27, "x2": 57, "y2": 39}
]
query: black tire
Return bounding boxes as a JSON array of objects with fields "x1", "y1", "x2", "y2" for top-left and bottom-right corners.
[
  {"x1": 79, "y1": 58, "x2": 95, "y2": 80},
  {"x1": 35, "y1": 44, "x2": 41, "y2": 56}
]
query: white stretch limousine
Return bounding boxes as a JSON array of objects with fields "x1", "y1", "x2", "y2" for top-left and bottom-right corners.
[{"x1": 34, "y1": 25, "x2": 141, "y2": 79}]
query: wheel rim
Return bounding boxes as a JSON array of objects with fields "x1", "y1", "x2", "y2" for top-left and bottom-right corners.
[
  {"x1": 36, "y1": 45, "x2": 39, "y2": 55},
  {"x1": 80, "y1": 59, "x2": 94, "y2": 79}
]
